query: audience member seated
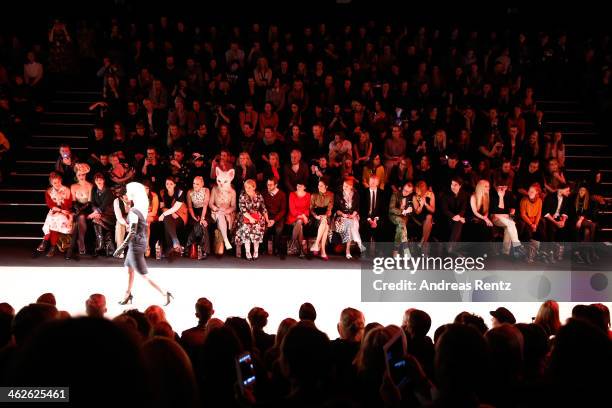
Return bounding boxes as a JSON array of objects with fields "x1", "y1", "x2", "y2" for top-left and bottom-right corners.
[
  {"x1": 517, "y1": 184, "x2": 547, "y2": 260},
  {"x1": 361, "y1": 153, "x2": 386, "y2": 191},
  {"x1": 67, "y1": 163, "x2": 93, "y2": 259},
  {"x1": 54, "y1": 144, "x2": 77, "y2": 186},
  {"x1": 542, "y1": 183, "x2": 571, "y2": 261},
  {"x1": 469, "y1": 179, "x2": 494, "y2": 243},
  {"x1": 332, "y1": 177, "x2": 365, "y2": 259},
  {"x1": 248, "y1": 307, "x2": 275, "y2": 356},
  {"x1": 439, "y1": 176, "x2": 469, "y2": 254},
  {"x1": 233, "y1": 152, "x2": 257, "y2": 194},
  {"x1": 331, "y1": 307, "x2": 365, "y2": 391},
  {"x1": 360, "y1": 174, "x2": 384, "y2": 253},
  {"x1": 36, "y1": 172, "x2": 73, "y2": 258},
  {"x1": 387, "y1": 157, "x2": 413, "y2": 193},
  {"x1": 112, "y1": 186, "x2": 131, "y2": 257},
  {"x1": 286, "y1": 182, "x2": 311, "y2": 258},
  {"x1": 309, "y1": 176, "x2": 334, "y2": 260},
  {"x1": 569, "y1": 183, "x2": 599, "y2": 264},
  {"x1": 89, "y1": 173, "x2": 116, "y2": 257},
  {"x1": 209, "y1": 167, "x2": 236, "y2": 253},
  {"x1": 158, "y1": 176, "x2": 188, "y2": 256},
  {"x1": 388, "y1": 181, "x2": 415, "y2": 254},
  {"x1": 490, "y1": 174, "x2": 524, "y2": 258},
  {"x1": 262, "y1": 177, "x2": 287, "y2": 257},
  {"x1": 184, "y1": 176, "x2": 210, "y2": 259},
  {"x1": 235, "y1": 179, "x2": 268, "y2": 260},
  {"x1": 85, "y1": 294, "x2": 107, "y2": 319},
  {"x1": 402, "y1": 308, "x2": 435, "y2": 378},
  {"x1": 180, "y1": 297, "x2": 214, "y2": 361},
  {"x1": 283, "y1": 149, "x2": 309, "y2": 193},
  {"x1": 516, "y1": 159, "x2": 542, "y2": 198}
]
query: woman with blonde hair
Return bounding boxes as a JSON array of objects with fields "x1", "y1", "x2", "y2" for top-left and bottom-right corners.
[
  {"x1": 469, "y1": 179, "x2": 494, "y2": 242},
  {"x1": 114, "y1": 182, "x2": 172, "y2": 306},
  {"x1": 185, "y1": 176, "x2": 211, "y2": 259},
  {"x1": 262, "y1": 151, "x2": 282, "y2": 184},
  {"x1": 332, "y1": 177, "x2": 365, "y2": 259},
  {"x1": 235, "y1": 179, "x2": 268, "y2": 260},
  {"x1": 68, "y1": 163, "x2": 92, "y2": 259},
  {"x1": 234, "y1": 152, "x2": 257, "y2": 193},
  {"x1": 534, "y1": 300, "x2": 561, "y2": 338}
]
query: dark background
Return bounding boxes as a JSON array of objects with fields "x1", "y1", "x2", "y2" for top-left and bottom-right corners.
[{"x1": 1, "y1": 1, "x2": 609, "y2": 35}]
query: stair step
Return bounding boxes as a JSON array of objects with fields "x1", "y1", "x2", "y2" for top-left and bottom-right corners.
[
  {"x1": 0, "y1": 204, "x2": 47, "y2": 222},
  {"x1": 26, "y1": 145, "x2": 87, "y2": 150},
  {"x1": 536, "y1": 100, "x2": 580, "y2": 104},
  {"x1": 547, "y1": 120, "x2": 594, "y2": 125},
  {"x1": 565, "y1": 144, "x2": 608, "y2": 148},
  {"x1": 56, "y1": 90, "x2": 100, "y2": 95},
  {"x1": 10, "y1": 172, "x2": 49, "y2": 177},
  {"x1": 29, "y1": 138, "x2": 88, "y2": 148},
  {"x1": 43, "y1": 111, "x2": 95, "y2": 115},
  {"x1": 42, "y1": 112, "x2": 96, "y2": 124},
  {"x1": 565, "y1": 155, "x2": 612, "y2": 159},
  {"x1": 0, "y1": 189, "x2": 46, "y2": 204},
  {"x1": 32, "y1": 135, "x2": 88, "y2": 140},
  {"x1": 14, "y1": 160, "x2": 55, "y2": 174},
  {"x1": 39, "y1": 122, "x2": 95, "y2": 127},
  {"x1": 0, "y1": 202, "x2": 46, "y2": 206},
  {"x1": 565, "y1": 156, "x2": 612, "y2": 169},
  {"x1": 0, "y1": 220, "x2": 43, "y2": 225},
  {"x1": 2, "y1": 174, "x2": 52, "y2": 188},
  {"x1": 566, "y1": 169, "x2": 612, "y2": 173}
]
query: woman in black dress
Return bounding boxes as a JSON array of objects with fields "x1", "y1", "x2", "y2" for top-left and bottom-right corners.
[{"x1": 114, "y1": 182, "x2": 172, "y2": 306}]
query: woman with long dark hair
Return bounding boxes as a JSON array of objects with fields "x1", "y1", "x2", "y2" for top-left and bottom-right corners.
[
  {"x1": 571, "y1": 183, "x2": 599, "y2": 263},
  {"x1": 114, "y1": 182, "x2": 172, "y2": 306}
]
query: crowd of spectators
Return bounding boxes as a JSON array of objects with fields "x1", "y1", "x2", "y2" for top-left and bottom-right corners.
[
  {"x1": 0, "y1": 295, "x2": 610, "y2": 407},
  {"x1": 19, "y1": 17, "x2": 610, "y2": 263}
]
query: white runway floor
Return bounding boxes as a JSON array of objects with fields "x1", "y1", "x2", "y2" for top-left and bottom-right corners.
[{"x1": 0, "y1": 266, "x2": 606, "y2": 338}]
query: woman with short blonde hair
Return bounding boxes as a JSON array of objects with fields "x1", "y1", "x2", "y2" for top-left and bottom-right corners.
[{"x1": 235, "y1": 179, "x2": 268, "y2": 260}]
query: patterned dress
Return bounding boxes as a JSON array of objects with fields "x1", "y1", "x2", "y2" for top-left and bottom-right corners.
[
  {"x1": 209, "y1": 186, "x2": 236, "y2": 227},
  {"x1": 190, "y1": 188, "x2": 210, "y2": 218},
  {"x1": 43, "y1": 186, "x2": 73, "y2": 235},
  {"x1": 331, "y1": 189, "x2": 361, "y2": 243},
  {"x1": 235, "y1": 192, "x2": 268, "y2": 245}
]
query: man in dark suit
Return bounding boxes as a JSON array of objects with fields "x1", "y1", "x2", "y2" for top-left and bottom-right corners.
[
  {"x1": 542, "y1": 183, "x2": 571, "y2": 261},
  {"x1": 361, "y1": 174, "x2": 385, "y2": 253},
  {"x1": 439, "y1": 176, "x2": 469, "y2": 254},
  {"x1": 263, "y1": 177, "x2": 288, "y2": 258},
  {"x1": 142, "y1": 97, "x2": 167, "y2": 145}
]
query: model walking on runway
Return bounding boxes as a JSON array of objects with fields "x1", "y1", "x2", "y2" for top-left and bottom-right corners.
[{"x1": 114, "y1": 182, "x2": 173, "y2": 306}]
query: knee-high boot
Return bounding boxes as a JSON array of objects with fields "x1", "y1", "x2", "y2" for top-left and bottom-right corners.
[{"x1": 94, "y1": 224, "x2": 104, "y2": 253}]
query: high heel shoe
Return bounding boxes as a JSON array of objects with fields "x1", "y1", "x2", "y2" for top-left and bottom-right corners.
[
  {"x1": 119, "y1": 293, "x2": 133, "y2": 305},
  {"x1": 164, "y1": 292, "x2": 174, "y2": 306},
  {"x1": 321, "y1": 254, "x2": 329, "y2": 261}
]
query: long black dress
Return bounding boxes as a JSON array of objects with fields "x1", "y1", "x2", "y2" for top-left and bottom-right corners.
[{"x1": 124, "y1": 208, "x2": 148, "y2": 275}]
